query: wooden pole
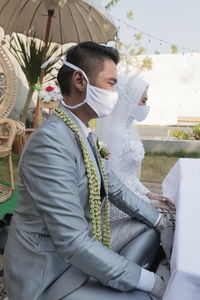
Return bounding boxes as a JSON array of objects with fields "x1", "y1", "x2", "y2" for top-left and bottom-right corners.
[{"x1": 33, "y1": 9, "x2": 54, "y2": 128}]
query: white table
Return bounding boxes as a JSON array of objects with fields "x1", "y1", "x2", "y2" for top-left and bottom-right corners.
[{"x1": 162, "y1": 158, "x2": 200, "y2": 300}]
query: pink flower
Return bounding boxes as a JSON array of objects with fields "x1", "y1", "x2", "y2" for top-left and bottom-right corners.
[{"x1": 45, "y1": 86, "x2": 55, "y2": 92}]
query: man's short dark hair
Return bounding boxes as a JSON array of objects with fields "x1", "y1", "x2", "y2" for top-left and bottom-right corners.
[{"x1": 57, "y1": 41, "x2": 119, "y2": 96}]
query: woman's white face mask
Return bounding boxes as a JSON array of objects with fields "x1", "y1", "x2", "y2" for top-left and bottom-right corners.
[
  {"x1": 117, "y1": 84, "x2": 150, "y2": 122},
  {"x1": 130, "y1": 105, "x2": 150, "y2": 122}
]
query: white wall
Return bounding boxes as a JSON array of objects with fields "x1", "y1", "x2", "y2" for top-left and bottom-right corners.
[{"x1": 128, "y1": 53, "x2": 200, "y2": 125}]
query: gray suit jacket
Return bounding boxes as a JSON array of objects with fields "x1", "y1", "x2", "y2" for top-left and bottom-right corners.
[{"x1": 4, "y1": 105, "x2": 159, "y2": 300}]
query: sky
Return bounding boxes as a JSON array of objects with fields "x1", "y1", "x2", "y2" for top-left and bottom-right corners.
[{"x1": 102, "y1": 0, "x2": 200, "y2": 54}]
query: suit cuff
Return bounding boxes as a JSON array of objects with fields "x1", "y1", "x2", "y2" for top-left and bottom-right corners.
[
  {"x1": 154, "y1": 213, "x2": 162, "y2": 227},
  {"x1": 136, "y1": 268, "x2": 155, "y2": 292}
]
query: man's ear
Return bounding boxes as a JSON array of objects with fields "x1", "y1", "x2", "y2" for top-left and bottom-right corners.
[{"x1": 72, "y1": 71, "x2": 87, "y2": 92}]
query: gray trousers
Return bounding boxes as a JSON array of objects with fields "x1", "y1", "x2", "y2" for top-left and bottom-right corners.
[{"x1": 63, "y1": 218, "x2": 160, "y2": 300}]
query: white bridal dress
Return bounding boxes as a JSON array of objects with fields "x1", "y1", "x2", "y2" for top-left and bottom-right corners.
[{"x1": 96, "y1": 74, "x2": 175, "y2": 227}]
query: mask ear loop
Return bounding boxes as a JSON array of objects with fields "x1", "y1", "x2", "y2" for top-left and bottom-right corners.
[
  {"x1": 61, "y1": 61, "x2": 90, "y2": 109},
  {"x1": 41, "y1": 57, "x2": 89, "y2": 83},
  {"x1": 41, "y1": 57, "x2": 90, "y2": 109}
]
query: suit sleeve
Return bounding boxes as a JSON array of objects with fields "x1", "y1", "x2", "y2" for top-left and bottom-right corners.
[
  {"x1": 106, "y1": 163, "x2": 160, "y2": 227},
  {"x1": 21, "y1": 127, "x2": 142, "y2": 292}
]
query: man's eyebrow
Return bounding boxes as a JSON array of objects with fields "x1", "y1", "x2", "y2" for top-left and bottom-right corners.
[{"x1": 142, "y1": 96, "x2": 148, "y2": 100}]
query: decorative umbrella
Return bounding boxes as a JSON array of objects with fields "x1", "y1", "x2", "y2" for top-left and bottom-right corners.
[{"x1": 0, "y1": 0, "x2": 117, "y2": 45}]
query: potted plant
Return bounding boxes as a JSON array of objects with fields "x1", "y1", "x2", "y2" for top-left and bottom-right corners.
[
  {"x1": 192, "y1": 124, "x2": 200, "y2": 140},
  {"x1": 9, "y1": 34, "x2": 61, "y2": 124}
]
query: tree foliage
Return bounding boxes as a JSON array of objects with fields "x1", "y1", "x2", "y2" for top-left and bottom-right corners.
[
  {"x1": 126, "y1": 10, "x2": 134, "y2": 20},
  {"x1": 116, "y1": 34, "x2": 153, "y2": 71},
  {"x1": 171, "y1": 44, "x2": 178, "y2": 54},
  {"x1": 105, "y1": 0, "x2": 121, "y2": 10},
  {"x1": 105, "y1": 1, "x2": 152, "y2": 71}
]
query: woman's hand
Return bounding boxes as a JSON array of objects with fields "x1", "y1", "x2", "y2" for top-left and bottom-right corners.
[{"x1": 146, "y1": 192, "x2": 175, "y2": 210}]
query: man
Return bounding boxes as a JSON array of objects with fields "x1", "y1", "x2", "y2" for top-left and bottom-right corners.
[{"x1": 4, "y1": 42, "x2": 173, "y2": 300}]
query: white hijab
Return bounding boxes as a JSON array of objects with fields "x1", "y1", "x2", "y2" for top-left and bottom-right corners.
[{"x1": 95, "y1": 74, "x2": 149, "y2": 144}]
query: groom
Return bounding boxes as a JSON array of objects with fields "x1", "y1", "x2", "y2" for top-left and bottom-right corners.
[{"x1": 4, "y1": 42, "x2": 173, "y2": 300}]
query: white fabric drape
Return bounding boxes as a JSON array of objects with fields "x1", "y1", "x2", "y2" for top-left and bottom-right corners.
[{"x1": 162, "y1": 158, "x2": 200, "y2": 300}]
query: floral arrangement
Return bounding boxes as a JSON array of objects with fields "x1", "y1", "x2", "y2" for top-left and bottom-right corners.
[
  {"x1": 96, "y1": 138, "x2": 110, "y2": 160},
  {"x1": 38, "y1": 85, "x2": 61, "y2": 103},
  {"x1": 54, "y1": 108, "x2": 111, "y2": 248}
]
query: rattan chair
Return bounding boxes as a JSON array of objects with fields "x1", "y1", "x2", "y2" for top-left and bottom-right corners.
[
  {"x1": 14, "y1": 120, "x2": 26, "y2": 154},
  {"x1": 0, "y1": 119, "x2": 17, "y2": 203}
]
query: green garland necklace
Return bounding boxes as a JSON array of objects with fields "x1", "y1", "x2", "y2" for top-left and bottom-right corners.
[{"x1": 54, "y1": 108, "x2": 111, "y2": 248}]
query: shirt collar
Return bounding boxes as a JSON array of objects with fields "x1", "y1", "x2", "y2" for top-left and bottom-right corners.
[{"x1": 71, "y1": 112, "x2": 91, "y2": 138}]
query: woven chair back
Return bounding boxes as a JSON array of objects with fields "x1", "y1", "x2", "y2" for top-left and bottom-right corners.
[{"x1": 0, "y1": 118, "x2": 17, "y2": 150}]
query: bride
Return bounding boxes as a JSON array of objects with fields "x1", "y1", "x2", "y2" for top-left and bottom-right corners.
[{"x1": 95, "y1": 74, "x2": 175, "y2": 226}]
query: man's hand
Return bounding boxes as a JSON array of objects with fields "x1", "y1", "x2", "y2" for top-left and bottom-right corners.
[
  {"x1": 150, "y1": 274, "x2": 167, "y2": 298},
  {"x1": 155, "y1": 215, "x2": 174, "y2": 263},
  {"x1": 146, "y1": 193, "x2": 175, "y2": 210}
]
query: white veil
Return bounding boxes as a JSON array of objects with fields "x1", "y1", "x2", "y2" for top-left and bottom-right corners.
[{"x1": 95, "y1": 74, "x2": 149, "y2": 148}]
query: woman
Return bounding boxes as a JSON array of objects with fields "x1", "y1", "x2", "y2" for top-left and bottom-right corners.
[{"x1": 95, "y1": 74, "x2": 175, "y2": 226}]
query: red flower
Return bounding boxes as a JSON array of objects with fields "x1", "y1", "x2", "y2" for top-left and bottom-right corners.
[{"x1": 45, "y1": 86, "x2": 54, "y2": 92}]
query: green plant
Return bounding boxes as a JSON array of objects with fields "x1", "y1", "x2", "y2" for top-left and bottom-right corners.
[
  {"x1": 192, "y1": 124, "x2": 200, "y2": 140},
  {"x1": 9, "y1": 34, "x2": 61, "y2": 123},
  {"x1": 172, "y1": 129, "x2": 191, "y2": 140},
  {"x1": 105, "y1": 0, "x2": 121, "y2": 10},
  {"x1": 117, "y1": 39, "x2": 153, "y2": 71},
  {"x1": 171, "y1": 44, "x2": 178, "y2": 54},
  {"x1": 173, "y1": 124, "x2": 200, "y2": 140}
]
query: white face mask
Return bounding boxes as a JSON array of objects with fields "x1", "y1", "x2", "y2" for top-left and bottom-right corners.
[
  {"x1": 41, "y1": 58, "x2": 118, "y2": 118},
  {"x1": 131, "y1": 105, "x2": 150, "y2": 122}
]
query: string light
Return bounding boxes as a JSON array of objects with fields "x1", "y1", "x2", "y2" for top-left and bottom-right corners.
[{"x1": 112, "y1": 16, "x2": 199, "y2": 54}]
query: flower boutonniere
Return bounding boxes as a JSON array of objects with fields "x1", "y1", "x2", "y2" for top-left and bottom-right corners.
[{"x1": 96, "y1": 138, "x2": 110, "y2": 160}]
